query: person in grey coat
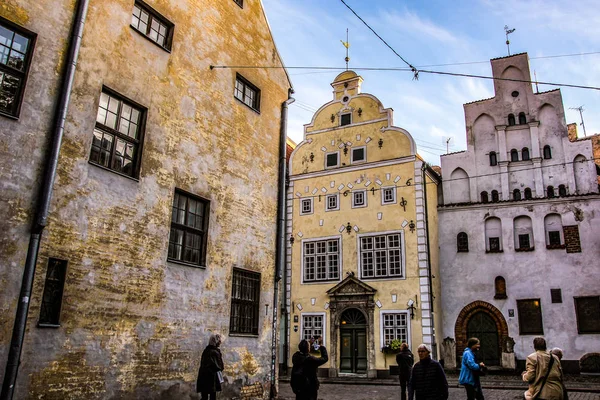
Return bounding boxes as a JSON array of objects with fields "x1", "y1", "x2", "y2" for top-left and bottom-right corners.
[{"x1": 197, "y1": 333, "x2": 225, "y2": 400}]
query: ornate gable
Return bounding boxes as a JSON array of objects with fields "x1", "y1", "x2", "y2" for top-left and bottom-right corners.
[{"x1": 327, "y1": 273, "x2": 377, "y2": 298}]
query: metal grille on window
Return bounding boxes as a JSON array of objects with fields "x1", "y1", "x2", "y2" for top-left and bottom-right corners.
[
  {"x1": 360, "y1": 234, "x2": 402, "y2": 278},
  {"x1": 168, "y1": 191, "x2": 208, "y2": 266},
  {"x1": 230, "y1": 269, "x2": 260, "y2": 335},
  {"x1": 39, "y1": 258, "x2": 68, "y2": 326},
  {"x1": 303, "y1": 239, "x2": 339, "y2": 282},
  {"x1": 303, "y1": 315, "x2": 323, "y2": 341},
  {"x1": 383, "y1": 313, "x2": 407, "y2": 344}
]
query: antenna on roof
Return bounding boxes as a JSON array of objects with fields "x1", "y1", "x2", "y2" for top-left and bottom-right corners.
[
  {"x1": 569, "y1": 106, "x2": 587, "y2": 137},
  {"x1": 504, "y1": 25, "x2": 516, "y2": 56},
  {"x1": 445, "y1": 137, "x2": 453, "y2": 154},
  {"x1": 340, "y1": 29, "x2": 350, "y2": 71}
]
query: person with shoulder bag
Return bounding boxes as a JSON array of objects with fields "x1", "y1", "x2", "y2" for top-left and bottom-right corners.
[
  {"x1": 459, "y1": 337, "x2": 486, "y2": 400},
  {"x1": 522, "y1": 337, "x2": 565, "y2": 400}
]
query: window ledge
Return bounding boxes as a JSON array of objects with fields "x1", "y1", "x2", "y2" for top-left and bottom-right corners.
[
  {"x1": 0, "y1": 110, "x2": 20, "y2": 120},
  {"x1": 167, "y1": 258, "x2": 206, "y2": 269},
  {"x1": 234, "y1": 96, "x2": 260, "y2": 114},
  {"x1": 546, "y1": 244, "x2": 566, "y2": 250},
  {"x1": 130, "y1": 25, "x2": 172, "y2": 53},
  {"x1": 229, "y1": 333, "x2": 259, "y2": 338},
  {"x1": 88, "y1": 161, "x2": 140, "y2": 182},
  {"x1": 457, "y1": 249, "x2": 469, "y2": 253},
  {"x1": 515, "y1": 247, "x2": 535, "y2": 252},
  {"x1": 37, "y1": 323, "x2": 60, "y2": 328},
  {"x1": 486, "y1": 249, "x2": 504, "y2": 253}
]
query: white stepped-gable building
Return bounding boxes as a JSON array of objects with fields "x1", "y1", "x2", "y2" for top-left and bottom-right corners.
[{"x1": 437, "y1": 53, "x2": 600, "y2": 374}]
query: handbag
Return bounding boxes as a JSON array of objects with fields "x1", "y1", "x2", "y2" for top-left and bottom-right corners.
[{"x1": 216, "y1": 370, "x2": 224, "y2": 384}]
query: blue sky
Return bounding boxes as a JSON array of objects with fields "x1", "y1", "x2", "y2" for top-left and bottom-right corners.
[{"x1": 261, "y1": 0, "x2": 600, "y2": 165}]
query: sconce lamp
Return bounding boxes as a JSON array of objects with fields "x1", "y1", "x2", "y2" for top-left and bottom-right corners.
[
  {"x1": 309, "y1": 152, "x2": 314, "y2": 163},
  {"x1": 407, "y1": 299, "x2": 417, "y2": 319},
  {"x1": 409, "y1": 220, "x2": 415, "y2": 233},
  {"x1": 290, "y1": 235, "x2": 295, "y2": 245},
  {"x1": 378, "y1": 138, "x2": 384, "y2": 149},
  {"x1": 343, "y1": 143, "x2": 348, "y2": 156},
  {"x1": 357, "y1": 108, "x2": 363, "y2": 117},
  {"x1": 346, "y1": 222, "x2": 352, "y2": 234}
]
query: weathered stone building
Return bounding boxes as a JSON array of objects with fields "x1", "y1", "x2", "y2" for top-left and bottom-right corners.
[
  {"x1": 437, "y1": 53, "x2": 600, "y2": 373},
  {"x1": 285, "y1": 71, "x2": 441, "y2": 378},
  {"x1": 0, "y1": 0, "x2": 292, "y2": 398}
]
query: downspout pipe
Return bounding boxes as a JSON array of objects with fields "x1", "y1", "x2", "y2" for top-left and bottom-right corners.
[
  {"x1": 270, "y1": 89, "x2": 294, "y2": 399},
  {"x1": 0, "y1": 1, "x2": 90, "y2": 398},
  {"x1": 421, "y1": 163, "x2": 437, "y2": 360}
]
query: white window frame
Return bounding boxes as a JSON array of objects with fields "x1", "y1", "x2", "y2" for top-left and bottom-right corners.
[
  {"x1": 381, "y1": 186, "x2": 396, "y2": 205},
  {"x1": 301, "y1": 236, "x2": 342, "y2": 284},
  {"x1": 358, "y1": 230, "x2": 405, "y2": 280},
  {"x1": 379, "y1": 310, "x2": 411, "y2": 349},
  {"x1": 351, "y1": 146, "x2": 366, "y2": 164},
  {"x1": 326, "y1": 193, "x2": 339, "y2": 212},
  {"x1": 340, "y1": 112, "x2": 352, "y2": 126},
  {"x1": 300, "y1": 198, "x2": 313, "y2": 216},
  {"x1": 325, "y1": 151, "x2": 339, "y2": 169},
  {"x1": 301, "y1": 312, "x2": 327, "y2": 346},
  {"x1": 352, "y1": 189, "x2": 367, "y2": 208}
]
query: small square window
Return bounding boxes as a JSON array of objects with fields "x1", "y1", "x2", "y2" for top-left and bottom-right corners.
[
  {"x1": 352, "y1": 190, "x2": 367, "y2": 208},
  {"x1": 340, "y1": 113, "x2": 351, "y2": 126},
  {"x1": 550, "y1": 289, "x2": 562, "y2": 304},
  {"x1": 381, "y1": 187, "x2": 396, "y2": 205},
  {"x1": 234, "y1": 74, "x2": 260, "y2": 112},
  {"x1": 326, "y1": 194, "x2": 338, "y2": 211},
  {"x1": 0, "y1": 16, "x2": 37, "y2": 118},
  {"x1": 131, "y1": 1, "x2": 174, "y2": 51},
  {"x1": 300, "y1": 198, "x2": 313, "y2": 215},
  {"x1": 326, "y1": 152, "x2": 339, "y2": 168},
  {"x1": 352, "y1": 147, "x2": 365, "y2": 163}
]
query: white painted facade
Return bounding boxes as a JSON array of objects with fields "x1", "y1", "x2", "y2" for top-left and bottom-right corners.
[{"x1": 438, "y1": 53, "x2": 600, "y2": 372}]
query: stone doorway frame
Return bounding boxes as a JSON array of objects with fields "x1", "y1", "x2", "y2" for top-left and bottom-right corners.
[
  {"x1": 454, "y1": 301, "x2": 508, "y2": 366},
  {"x1": 326, "y1": 274, "x2": 377, "y2": 378}
]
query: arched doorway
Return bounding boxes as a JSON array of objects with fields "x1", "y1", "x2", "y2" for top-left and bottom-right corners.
[
  {"x1": 467, "y1": 312, "x2": 500, "y2": 365},
  {"x1": 339, "y1": 308, "x2": 367, "y2": 373}
]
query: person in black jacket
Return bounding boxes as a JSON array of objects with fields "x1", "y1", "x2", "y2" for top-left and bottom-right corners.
[
  {"x1": 291, "y1": 337, "x2": 329, "y2": 400},
  {"x1": 196, "y1": 333, "x2": 225, "y2": 400},
  {"x1": 409, "y1": 343, "x2": 448, "y2": 400},
  {"x1": 396, "y1": 342, "x2": 415, "y2": 400}
]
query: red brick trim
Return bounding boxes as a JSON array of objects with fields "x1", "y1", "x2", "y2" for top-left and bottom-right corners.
[{"x1": 454, "y1": 301, "x2": 509, "y2": 365}]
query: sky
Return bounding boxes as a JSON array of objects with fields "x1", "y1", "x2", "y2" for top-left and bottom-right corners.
[{"x1": 261, "y1": 0, "x2": 600, "y2": 165}]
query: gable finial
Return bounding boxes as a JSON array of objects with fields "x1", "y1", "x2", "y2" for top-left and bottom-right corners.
[
  {"x1": 340, "y1": 28, "x2": 350, "y2": 70},
  {"x1": 504, "y1": 25, "x2": 516, "y2": 56}
]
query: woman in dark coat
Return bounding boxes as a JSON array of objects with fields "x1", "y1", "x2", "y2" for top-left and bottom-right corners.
[{"x1": 197, "y1": 333, "x2": 224, "y2": 400}]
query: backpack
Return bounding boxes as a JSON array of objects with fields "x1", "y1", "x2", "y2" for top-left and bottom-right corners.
[{"x1": 290, "y1": 359, "x2": 309, "y2": 395}]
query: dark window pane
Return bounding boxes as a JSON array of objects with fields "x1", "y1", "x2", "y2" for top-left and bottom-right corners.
[
  {"x1": 168, "y1": 190, "x2": 209, "y2": 266},
  {"x1": 457, "y1": 232, "x2": 469, "y2": 252},
  {"x1": 548, "y1": 231, "x2": 561, "y2": 246},
  {"x1": 39, "y1": 258, "x2": 67, "y2": 326},
  {"x1": 517, "y1": 299, "x2": 543, "y2": 335},
  {"x1": 550, "y1": 289, "x2": 562, "y2": 304},
  {"x1": 353, "y1": 147, "x2": 365, "y2": 162},
  {"x1": 340, "y1": 113, "x2": 351, "y2": 126},
  {"x1": 326, "y1": 153, "x2": 338, "y2": 167},
  {"x1": 489, "y1": 237, "x2": 500, "y2": 251},
  {"x1": 575, "y1": 297, "x2": 600, "y2": 333},
  {"x1": 230, "y1": 269, "x2": 260, "y2": 334},
  {"x1": 518, "y1": 234, "x2": 530, "y2": 249}
]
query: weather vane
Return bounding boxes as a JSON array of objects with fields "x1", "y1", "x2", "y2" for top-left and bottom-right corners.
[
  {"x1": 504, "y1": 25, "x2": 516, "y2": 56},
  {"x1": 340, "y1": 28, "x2": 350, "y2": 70}
]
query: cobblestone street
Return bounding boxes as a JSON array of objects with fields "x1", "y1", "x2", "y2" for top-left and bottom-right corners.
[{"x1": 277, "y1": 383, "x2": 600, "y2": 400}]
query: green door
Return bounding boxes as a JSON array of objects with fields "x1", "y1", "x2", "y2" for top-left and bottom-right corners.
[
  {"x1": 467, "y1": 311, "x2": 500, "y2": 366},
  {"x1": 339, "y1": 309, "x2": 368, "y2": 373}
]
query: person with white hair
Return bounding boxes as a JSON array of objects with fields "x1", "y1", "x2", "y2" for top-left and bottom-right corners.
[
  {"x1": 196, "y1": 333, "x2": 225, "y2": 400},
  {"x1": 408, "y1": 343, "x2": 448, "y2": 400}
]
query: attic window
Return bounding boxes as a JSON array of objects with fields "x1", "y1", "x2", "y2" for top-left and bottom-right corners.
[{"x1": 340, "y1": 113, "x2": 351, "y2": 126}]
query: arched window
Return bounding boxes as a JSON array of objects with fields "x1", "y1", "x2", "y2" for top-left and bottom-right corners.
[
  {"x1": 511, "y1": 149, "x2": 519, "y2": 162},
  {"x1": 518, "y1": 112, "x2": 527, "y2": 125},
  {"x1": 489, "y1": 151, "x2": 497, "y2": 166},
  {"x1": 457, "y1": 232, "x2": 469, "y2": 252},
  {"x1": 491, "y1": 190, "x2": 499, "y2": 202},
  {"x1": 574, "y1": 155, "x2": 589, "y2": 194},
  {"x1": 547, "y1": 186, "x2": 555, "y2": 198},
  {"x1": 543, "y1": 145, "x2": 552, "y2": 159},
  {"x1": 522, "y1": 147, "x2": 530, "y2": 161},
  {"x1": 450, "y1": 168, "x2": 471, "y2": 204},
  {"x1": 508, "y1": 114, "x2": 516, "y2": 126},
  {"x1": 481, "y1": 191, "x2": 489, "y2": 203},
  {"x1": 494, "y1": 276, "x2": 507, "y2": 299},
  {"x1": 524, "y1": 188, "x2": 532, "y2": 199},
  {"x1": 558, "y1": 184, "x2": 567, "y2": 197},
  {"x1": 513, "y1": 189, "x2": 521, "y2": 201},
  {"x1": 544, "y1": 213, "x2": 564, "y2": 248},
  {"x1": 485, "y1": 217, "x2": 503, "y2": 252},
  {"x1": 514, "y1": 215, "x2": 534, "y2": 251}
]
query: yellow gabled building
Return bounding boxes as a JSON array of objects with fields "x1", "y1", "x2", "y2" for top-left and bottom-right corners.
[{"x1": 284, "y1": 71, "x2": 441, "y2": 378}]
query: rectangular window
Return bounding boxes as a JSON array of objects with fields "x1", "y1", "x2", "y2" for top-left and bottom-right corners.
[
  {"x1": 340, "y1": 113, "x2": 351, "y2": 126},
  {"x1": 90, "y1": 88, "x2": 146, "y2": 178},
  {"x1": 300, "y1": 198, "x2": 313, "y2": 215},
  {"x1": 575, "y1": 296, "x2": 600, "y2": 334},
  {"x1": 518, "y1": 234, "x2": 531, "y2": 250},
  {"x1": 548, "y1": 231, "x2": 561, "y2": 246},
  {"x1": 360, "y1": 233, "x2": 403, "y2": 279},
  {"x1": 303, "y1": 238, "x2": 340, "y2": 282},
  {"x1": 302, "y1": 314, "x2": 326, "y2": 345},
  {"x1": 382, "y1": 312, "x2": 408, "y2": 345},
  {"x1": 550, "y1": 289, "x2": 562, "y2": 304},
  {"x1": 168, "y1": 190, "x2": 210, "y2": 266},
  {"x1": 326, "y1": 152, "x2": 339, "y2": 168},
  {"x1": 489, "y1": 237, "x2": 500, "y2": 252},
  {"x1": 351, "y1": 146, "x2": 365, "y2": 163},
  {"x1": 234, "y1": 74, "x2": 260, "y2": 112},
  {"x1": 233, "y1": 0, "x2": 243, "y2": 8},
  {"x1": 230, "y1": 268, "x2": 260, "y2": 335},
  {"x1": 517, "y1": 299, "x2": 544, "y2": 335},
  {"x1": 38, "y1": 258, "x2": 67, "y2": 327},
  {"x1": 131, "y1": 1, "x2": 173, "y2": 50},
  {"x1": 381, "y1": 187, "x2": 396, "y2": 205},
  {"x1": 0, "y1": 17, "x2": 36, "y2": 118},
  {"x1": 326, "y1": 193, "x2": 338, "y2": 211},
  {"x1": 352, "y1": 190, "x2": 367, "y2": 208}
]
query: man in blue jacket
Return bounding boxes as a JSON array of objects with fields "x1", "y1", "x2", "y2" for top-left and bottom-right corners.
[{"x1": 459, "y1": 337, "x2": 486, "y2": 400}]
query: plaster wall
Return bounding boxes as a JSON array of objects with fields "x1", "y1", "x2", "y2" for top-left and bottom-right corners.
[{"x1": 0, "y1": 0, "x2": 291, "y2": 398}]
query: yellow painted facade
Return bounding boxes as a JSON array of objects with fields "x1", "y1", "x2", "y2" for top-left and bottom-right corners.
[{"x1": 286, "y1": 71, "x2": 440, "y2": 377}]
